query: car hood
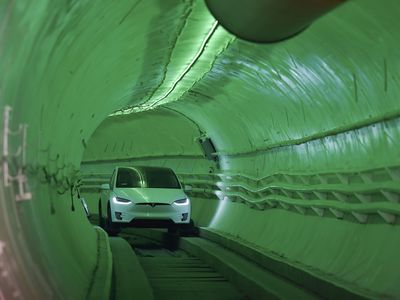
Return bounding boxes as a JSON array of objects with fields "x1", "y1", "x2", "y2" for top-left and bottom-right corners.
[{"x1": 113, "y1": 188, "x2": 187, "y2": 204}]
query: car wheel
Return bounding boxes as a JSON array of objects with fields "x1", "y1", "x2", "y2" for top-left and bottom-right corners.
[
  {"x1": 167, "y1": 225, "x2": 178, "y2": 234},
  {"x1": 98, "y1": 199, "x2": 105, "y2": 228},
  {"x1": 106, "y1": 202, "x2": 120, "y2": 236},
  {"x1": 179, "y1": 219, "x2": 199, "y2": 236}
]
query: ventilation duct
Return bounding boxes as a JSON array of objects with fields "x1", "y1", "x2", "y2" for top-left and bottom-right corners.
[{"x1": 205, "y1": 0, "x2": 345, "y2": 42}]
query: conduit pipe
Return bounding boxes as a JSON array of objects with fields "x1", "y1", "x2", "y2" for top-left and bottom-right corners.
[{"x1": 205, "y1": 0, "x2": 345, "y2": 43}]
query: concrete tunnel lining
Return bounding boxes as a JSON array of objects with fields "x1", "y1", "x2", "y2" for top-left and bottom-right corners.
[
  {"x1": 1, "y1": 0, "x2": 400, "y2": 299},
  {"x1": 82, "y1": 104, "x2": 400, "y2": 298}
]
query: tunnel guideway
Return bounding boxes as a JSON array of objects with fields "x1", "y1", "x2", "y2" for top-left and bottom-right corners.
[
  {"x1": 86, "y1": 184, "x2": 371, "y2": 300},
  {"x1": 122, "y1": 231, "x2": 246, "y2": 300},
  {"x1": 115, "y1": 228, "x2": 323, "y2": 300}
]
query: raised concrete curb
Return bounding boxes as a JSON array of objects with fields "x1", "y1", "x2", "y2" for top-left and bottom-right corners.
[
  {"x1": 199, "y1": 228, "x2": 369, "y2": 300},
  {"x1": 109, "y1": 237, "x2": 154, "y2": 300},
  {"x1": 87, "y1": 226, "x2": 113, "y2": 300},
  {"x1": 128, "y1": 228, "x2": 317, "y2": 299},
  {"x1": 179, "y1": 236, "x2": 318, "y2": 300}
]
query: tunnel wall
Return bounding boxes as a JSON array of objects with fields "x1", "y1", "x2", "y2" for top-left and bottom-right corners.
[
  {"x1": 200, "y1": 119, "x2": 400, "y2": 298},
  {"x1": 1, "y1": 0, "x2": 399, "y2": 299},
  {"x1": 162, "y1": 1, "x2": 400, "y2": 297},
  {"x1": 81, "y1": 0, "x2": 400, "y2": 297},
  {"x1": 83, "y1": 114, "x2": 400, "y2": 299},
  {"x1": 1, "y1": 0, "x2": 196, "y2": 298}
]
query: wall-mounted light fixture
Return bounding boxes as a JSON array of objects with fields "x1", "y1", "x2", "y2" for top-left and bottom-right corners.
[{"x1": 198, "y1": 136, "x2": 218, "y2": 162}]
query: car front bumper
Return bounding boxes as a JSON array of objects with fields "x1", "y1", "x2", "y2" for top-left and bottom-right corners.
[{"x1": 111, "y1": 202, "x2": 191, "y2": 224}]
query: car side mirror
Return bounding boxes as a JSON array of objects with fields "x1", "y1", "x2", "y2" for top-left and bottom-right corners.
[
  {"x1": 184, "y1": 185, "x2": 193, "y2": 192},
  {"x1": 100, "y1": 183, "x2": 110, "y2": 190}
]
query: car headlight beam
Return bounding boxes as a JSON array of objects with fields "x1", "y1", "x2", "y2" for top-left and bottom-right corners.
[
  {"x1": 112, "y1": 196, "x2": 132, "y2": 204},
  {"x1": 174, "y1": 198, "x2": 189, "y2": 206}
]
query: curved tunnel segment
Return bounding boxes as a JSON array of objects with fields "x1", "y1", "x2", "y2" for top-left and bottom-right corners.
[{"x1": 1, "y1": 0, "x2": 400, "y2": 299}]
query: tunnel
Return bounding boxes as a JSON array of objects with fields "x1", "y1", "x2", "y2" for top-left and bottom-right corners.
[{"x1": 1, "y1": 0, "x2": 399, "y2": 299}]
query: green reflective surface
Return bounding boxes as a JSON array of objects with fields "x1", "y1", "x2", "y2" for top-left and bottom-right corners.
[{"x1": 1, "y1": 0, "x2": 400, "y2": 299}]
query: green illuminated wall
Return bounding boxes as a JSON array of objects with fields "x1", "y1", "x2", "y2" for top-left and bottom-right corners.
[{"x1": 1, "y1": 0, "x2": 399, "y2": 299}]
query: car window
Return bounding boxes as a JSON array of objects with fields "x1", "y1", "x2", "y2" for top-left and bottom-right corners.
[
  {"x1": 142, "y1": 168, "x2": 181, "y2": 189},
  {"x1": 116, "y1": 168, "x2": 141, "y2": 188},
  {"x1": 110, "y1": 169, "x2": 116, "y2": 188}
]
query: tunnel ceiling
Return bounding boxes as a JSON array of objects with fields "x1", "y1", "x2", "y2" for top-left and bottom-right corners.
[
  {"x1": 83, "y1": 108, "x2": 205, "y2": 162},
  {"x1": 107, "y1": 0, "x2": 400, "y2": 162},
  {"x1": 1, "y1": 0, "x2": 398, "y2": 169}
]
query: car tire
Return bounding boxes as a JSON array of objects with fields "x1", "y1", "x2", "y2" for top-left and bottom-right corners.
[
  {"x1": 106, "y1": 202, "x2": 120, "y2": 236},
  {"x1": 167, "y1": 225, "x2": 178, "y2": 234},
  {"x1": 178, "y1": 219, "x2": 199, "y2": 236},
  {"x1": 181, "y1": 218, "x2": 195, "y2": 229}
]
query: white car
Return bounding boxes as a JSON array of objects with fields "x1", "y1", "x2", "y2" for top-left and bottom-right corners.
[{"x1": 98, "y1": 166, "x2": 191, "y2": 232}]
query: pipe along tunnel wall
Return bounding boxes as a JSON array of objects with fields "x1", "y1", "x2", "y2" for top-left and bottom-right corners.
[{"x1": 0, "y1": 0, "x2": 399, "y2": 299}]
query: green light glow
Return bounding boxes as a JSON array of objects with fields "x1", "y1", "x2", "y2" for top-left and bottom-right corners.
[
  {"x1": 147, "y1": 20, "x2": 219, "y2": 109},
  {"x1": 110, "y1": 1, "x2": 235, "y2": 116},
  {"x1": 1, "y1": 0, "x2": 400, "y2": 299}
]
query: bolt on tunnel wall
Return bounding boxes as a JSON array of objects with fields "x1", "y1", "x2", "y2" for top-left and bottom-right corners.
[{"x1": 1, "y1": 0, "x2": 400, "y2": 299}]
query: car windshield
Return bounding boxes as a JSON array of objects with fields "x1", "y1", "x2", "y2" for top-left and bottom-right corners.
[
  {"x1": 116, "y1": 168, "x2": 141, "y2": 188},
  {"x1": 142, "y1": 167, "x2": 181, "y2": 189}
]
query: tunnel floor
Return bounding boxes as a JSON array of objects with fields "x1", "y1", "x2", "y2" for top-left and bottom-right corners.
[
  {"x1": 88, "y1": 214, "x2": 248, "y2": 299},
  {"x1": 123, "y1": 233, "x2": 248, "y2": 300},
  {"x1": 88, "y1": 212, "x2": 323, "y2": 300}
]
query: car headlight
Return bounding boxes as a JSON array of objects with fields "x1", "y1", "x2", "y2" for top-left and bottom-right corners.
[
  {"x1": 112, "y1": 196, "x2": 132, "y2": 204},
  {"x1": 174, "y1": 198, "x2": 189, "y2": 206}
]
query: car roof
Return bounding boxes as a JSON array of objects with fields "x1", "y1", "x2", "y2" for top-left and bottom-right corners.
[{"x1": 117, "y1": 166, "x2": 174, "y2": 173}]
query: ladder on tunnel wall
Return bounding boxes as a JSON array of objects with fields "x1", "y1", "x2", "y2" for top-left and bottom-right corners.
[{"x1": 2, "y1": 105, "x2": 31, "y2": 201}]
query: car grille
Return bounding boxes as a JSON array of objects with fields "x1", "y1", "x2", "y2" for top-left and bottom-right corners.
[{"x1": 135, "y1": 203, "x2": 170, "y2": 206}]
